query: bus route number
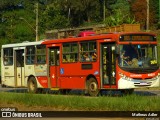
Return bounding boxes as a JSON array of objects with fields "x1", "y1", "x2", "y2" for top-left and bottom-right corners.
[{"x1": 150, "y1": 60, "x2": 157, "y2": 65}]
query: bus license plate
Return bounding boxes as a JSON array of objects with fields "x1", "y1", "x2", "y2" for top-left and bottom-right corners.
[{"x1": 140, "y1": 82, "x2": 148, "y2": 85}]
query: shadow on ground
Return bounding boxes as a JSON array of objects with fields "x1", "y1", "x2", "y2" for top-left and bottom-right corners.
[{"x1": 0, "y1": 85, "x2": 158, "y2": 97}]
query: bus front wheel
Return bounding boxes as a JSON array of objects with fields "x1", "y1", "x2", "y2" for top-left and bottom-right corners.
[
  {"x1": 87, "y1": 78, "x2": 99, "y2": 96},
  {"x1": 121, "y1": 89, "x2": 134, "y2": 95},
  {"x1": 28, "y1": 77, "x2": 37, "y2": 93}
]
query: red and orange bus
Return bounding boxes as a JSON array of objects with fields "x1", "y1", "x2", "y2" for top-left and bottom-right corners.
[{"x1": 1, "y1": 31, "x2": 160, "y2": 96}]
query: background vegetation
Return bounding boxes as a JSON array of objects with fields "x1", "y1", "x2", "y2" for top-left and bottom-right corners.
[
  {"x1": 0, "y1": 0, "x2": 159, "y2": 64},
  {"x1": 0, "y1": 0, "x2": 159, "y2": 43}
]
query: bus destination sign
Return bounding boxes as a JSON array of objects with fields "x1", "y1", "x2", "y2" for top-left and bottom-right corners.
[{"x1": 119, "y1": 34, "x2": 156, "y2": 41}]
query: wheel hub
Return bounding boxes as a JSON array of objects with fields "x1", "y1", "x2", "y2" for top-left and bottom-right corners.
[
  {"x1": 90, "y1": 82, "x2": 97, "y2": 92},
  {"x1": 30, "y1": 81, "x2": 35, "y2": 91}
]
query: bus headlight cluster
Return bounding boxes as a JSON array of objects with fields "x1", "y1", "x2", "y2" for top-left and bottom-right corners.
[{"x1": 119, "y1": 73, "x2": 132, "y2": 81}]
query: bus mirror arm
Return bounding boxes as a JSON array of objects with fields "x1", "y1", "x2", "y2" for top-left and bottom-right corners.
[{"x1": 115, "y1": 45, "x2": 120, "y2": 55}]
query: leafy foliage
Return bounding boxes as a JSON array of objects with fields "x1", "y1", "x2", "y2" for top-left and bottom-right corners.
[
  {"x1": 0, "y1": 0, "x2": 159, "y2": 45},
  {"x1": 14, "y1": 24, "x2": 35, "y2": 42},
  {"x1": 131, "y1": 0, "x2": 157, "y2": 29},
  {"x1": 60, "y1": 0, "x2": 101, "y2": 26},
  {"x1": 41, "y1": 2, "x2": 69, "y2": 30}
]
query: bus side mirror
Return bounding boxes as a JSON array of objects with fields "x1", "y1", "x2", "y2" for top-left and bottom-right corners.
[{"x1": 116, "y1": 45, "x2": 120, "y2": 55}]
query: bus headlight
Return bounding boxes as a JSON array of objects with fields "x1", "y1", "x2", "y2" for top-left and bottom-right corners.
[
  {"x1": 119, "y1": 73, "x2": 132, "y2": 81},
  {"x1": 119, "y1": 73, "x2": 124, "y2": 77}
]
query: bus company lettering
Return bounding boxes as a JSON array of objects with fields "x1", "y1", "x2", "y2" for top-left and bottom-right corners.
[
  {"x1": 148, "y1": 73, "x2": 155, "y2": 77},
  {"x1": 104, "y1": 39, "x2": 111, "y2": 41},
  {"x1": 130, "y1": 74, "x2": 142, "y2": 77},
  {"x1": 41, "y1": 79, "x2": 47, "y2": 83},
  {"x1": 52, "y1": 44, "x2": 56, "y2": 46}
]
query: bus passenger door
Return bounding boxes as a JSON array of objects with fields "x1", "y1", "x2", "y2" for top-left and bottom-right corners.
[
  {"x1": 101, "y1": 44, "x2": 116, "y2": 88},
  {"x1": 15, "y1": 49, "x2": 25, "y2": 87},
  {"x1": 48, "y1": 47, "x2": 60, "y2": 88}
]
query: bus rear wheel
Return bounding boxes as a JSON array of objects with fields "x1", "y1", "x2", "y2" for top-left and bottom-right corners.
[
  {"x1": 28, "y1": 77, "x2": 37, "y2": 93},
  {"x1": 60, "y1": 89, "x2": 71, "y2": 95},
  {"x1": 87, "y1": 78, "x2": 99, "y2": 96}
]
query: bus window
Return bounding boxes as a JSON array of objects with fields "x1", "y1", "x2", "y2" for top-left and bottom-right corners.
[
  {"x1": 36, "y1": 45, "x2": 46, "y2": 64},
  {"x1": 56, "y1": 50, "x2": 60, "y2": 65},
  {"x1": 26, "y1": 46, "x2": 35, "y2": 64},
  {"x1": 50, "y1": 49, "x2": 55, "y2": 65},
  {"x1": 62, "y1": 43, "x2": 78, "y2": 63},
  {"x1": 3, "y1": 48, "x2": 13, "y2": 66},
  {"x1": 118, "y1": 44, "x2": 158, "y2": 68},
  {"x1": 80, "y1": 41, "x2": 97, "y2": 62}
]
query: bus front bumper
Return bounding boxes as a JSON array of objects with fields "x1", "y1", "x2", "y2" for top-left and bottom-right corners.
[{"x1": 118, "y1": 75, "x2": 160, "y2": 89}]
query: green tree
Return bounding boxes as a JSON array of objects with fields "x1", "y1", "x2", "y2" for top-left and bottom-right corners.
[
  {"x1": 0, "y1": 0, "x2": 45, "y2": 43},
  {"x1": 150, "y1": 0, "x2": 159, "y2": 29},
  {"x1": 40, "y1": 2, "x2": 69, "y2": 30},
  {"x1": 110, "y1": 0, "x2": 130, "y2": 14},
  {"x1": 14, "y1": 24, "x2": 34, "y2": 43},
  {"x1": 104, "y1": 0, "x2": 135, "y2": 26},
  {"x1": 61, "y1": 0, "x2": 101, "y2": 26}
]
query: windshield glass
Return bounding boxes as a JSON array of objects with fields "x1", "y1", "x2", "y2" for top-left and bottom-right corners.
[{"x1": 118, "y1": 44, "x2": 158, "y2": 68}]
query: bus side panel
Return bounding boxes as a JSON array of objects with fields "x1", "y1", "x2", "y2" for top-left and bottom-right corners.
[
  {"x1": 36, "y1": 76, "x2": 48, "y2": 88},
  {"x1": 25, "y1": 64, "x2": 48, "y2": 88},
  {"x1": 60, "y1": 62, "x2": 99, "y2": 76},
  {"x1": 2, "y1": 65, "x2": 15, "y2": 87},
  {"x1": 60, "y1": 77, "x2": 85, "y2": 89},
  {"x1": 59, "y1": 62, "x2": 100, "y2": 89},
  {"x1": 24, "y1": 65, "x2": 35, "y2": 87},
  {"x1": 34, "y1": 64, "x2": 47, "y2": 76},
  {"x1": 35, "y1": 64, "x2": 48, "y2": 88}
]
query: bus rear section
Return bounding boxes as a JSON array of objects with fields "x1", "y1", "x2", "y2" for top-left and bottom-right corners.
[
  {"x1": 1, "y1": 41, "x2": 49, "y2": 92},
  {"x1": 1, "y1": 47, "x2": 27, "y2": 88}
]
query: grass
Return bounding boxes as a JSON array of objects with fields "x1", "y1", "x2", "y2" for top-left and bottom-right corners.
[{"x1": 0, "y1": 92, "x2": 159, "y2": 111}]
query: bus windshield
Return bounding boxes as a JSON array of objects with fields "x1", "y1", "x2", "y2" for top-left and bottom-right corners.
[{"x1": 118, "y1": 44, "x2": 158, "y2": 69}]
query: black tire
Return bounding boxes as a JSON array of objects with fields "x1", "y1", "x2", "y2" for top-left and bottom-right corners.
[
  {"x1": 27, "y1": 77, "x2": 37, "y2": 93},
  {"x1": 121, "y1": 89, "x2": 134, "y2": 95},
  {"x1": 37, "y1": 88, "x2": 45, "y2": 93},
  {"x1": 60, "y1": 89, "x2": 71, "y2": 95},
  {"x1": 1, "y1": 84, "x2": 6, "y2": 88},
  {"x1": 87, "y1": 78, "x2": 99, "y2": 96}
]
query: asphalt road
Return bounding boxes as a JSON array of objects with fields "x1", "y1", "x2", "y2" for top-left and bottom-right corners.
[{"x1": 0, "y1": 84, "x2": 160, "y2": 96}]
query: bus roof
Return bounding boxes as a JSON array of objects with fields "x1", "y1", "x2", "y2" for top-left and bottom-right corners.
[
  {"x1": 2, "y1": 41, "x2": 43, "y2": 48},
  {"x1": 42, "y1": 33, "x2": 117, "y2": 45},
  {"x1": 1, "y1": 32, "x2": 156, "y2": 48},
  {"x1": 42, "y1": 32, "x2": 156, "y2": 45}
]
